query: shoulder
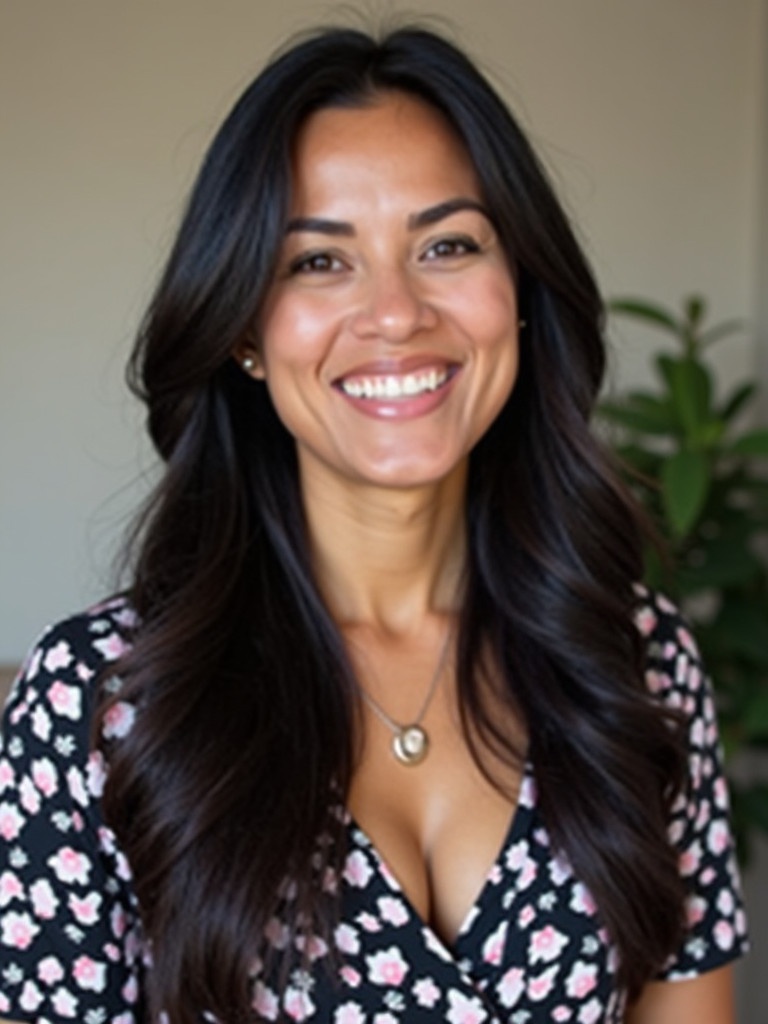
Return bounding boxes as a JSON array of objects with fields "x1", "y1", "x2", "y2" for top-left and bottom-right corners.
[{"x1": 633, "y1": 586, "x2": 708, "y2": 707}]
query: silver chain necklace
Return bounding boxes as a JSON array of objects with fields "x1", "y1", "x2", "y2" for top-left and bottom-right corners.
[{"x1": 358, "y1": 629, "x2": 453, "y2": 766}]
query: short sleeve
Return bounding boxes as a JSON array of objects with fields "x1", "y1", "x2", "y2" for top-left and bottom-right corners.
[
  {"x1": 0, "y1": 603, "x2": 145, "y2": 1024},
  {"x1": 636, "y1": 589, "x2": 749, "y2": 979}
]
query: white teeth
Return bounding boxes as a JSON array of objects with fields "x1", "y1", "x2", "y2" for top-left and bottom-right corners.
[{"x1": 340, "y1": 369, "x2": 449, "y2": 399}]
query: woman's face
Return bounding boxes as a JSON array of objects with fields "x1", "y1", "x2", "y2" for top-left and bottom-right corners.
[{"x1": 253, "y1": 91, "x2": 520, "y2": 493}]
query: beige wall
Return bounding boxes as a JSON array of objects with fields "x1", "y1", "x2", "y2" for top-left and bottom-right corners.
[{"x1": 1, "y1": 0, "x2": 766, "y2": 663}]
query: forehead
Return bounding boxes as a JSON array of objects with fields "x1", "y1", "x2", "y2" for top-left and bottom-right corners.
[{"x1": 288, "y1": 92, "x2": 483, "y2": 214}]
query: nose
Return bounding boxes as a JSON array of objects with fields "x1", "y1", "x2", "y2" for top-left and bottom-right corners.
[{"x1": 349, "y1": 266, "x2": 438, "y2": 343}]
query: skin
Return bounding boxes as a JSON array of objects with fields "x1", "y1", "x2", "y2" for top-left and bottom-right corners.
[{"x1": 240, "y1": 90, "x2": 741, "y2": 1022}]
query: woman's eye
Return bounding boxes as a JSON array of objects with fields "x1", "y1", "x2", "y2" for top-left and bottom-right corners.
[
  {"x1": 423, "y1": 236, "x2": 480, "y2": 261},
  {"x1": 289, "y1": 252, "x2": 344, "y2": 275}
]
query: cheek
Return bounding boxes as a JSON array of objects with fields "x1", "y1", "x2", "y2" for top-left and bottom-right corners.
[{"x1": 260, "y1": 294, "x2": 343, "y2": 373}]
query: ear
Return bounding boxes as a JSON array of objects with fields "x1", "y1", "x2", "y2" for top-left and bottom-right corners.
[{"x1": 233, "y1": 342, "x2": 265, "y2": 380}]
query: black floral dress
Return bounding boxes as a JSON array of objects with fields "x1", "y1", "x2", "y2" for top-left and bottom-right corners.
[{"x1": 0, "y1": 591, "x2": 748, "y2": 1023}]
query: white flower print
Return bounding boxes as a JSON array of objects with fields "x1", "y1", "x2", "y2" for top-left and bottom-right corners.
[
  {"x1": 0, "y1": 801, "x2": 25, "y2": 841},
  {"x1": 565, "y1": 960, "x2": 598, "y2": 1000},
  {"x1": 47, "y1": 680, "x2": 82, "y2": 720},
  {"x1": 377, "y1": 895, "x2": 408, "y2": 927},
  {"x1": 577, "y1": 997, "x2": 602, "y2": 1023},
  {"x1": 334, "y1": 1003, "x2": 366, "y2": 1024},
  {"x1": 31, "y1": 756, "x2": 58, "y2": 797},
  {"x1": 30, "y1": 878, "x2": 59, "y2": 919},
  {"x1": 343, "y1": 850, "x2": 373, "y2": 888},
  {"x1": 366, "y1": 947, "x2": 409, "y2": 986},
  {"x1": 1, "y1": 910, "x2": 41, "y2": 949},
  {"x1": 339, "y1": 965, "x2": 361, "y2": 988},
  {"x1": 69, "y1": 892, "x2": 102, "y2": 926},
  {"x1": 101, "y1": 701, "x2": 136, "y2": 740},
  {"x1": 43, "y1": 641, "x2": 74, "y2": 673},
  {"x1": 529, "y1": 924, "x2": 569, "y2": 964},
  {"x1": 412, "y1": 976, "x2": 441, "y2": 1008},
  {"x1": 334, "y1": 922, "x2": 360, "y2": 955},
  {"x1": 481, "y1": 919, "x2": 508, "y2": 966},
  {"x1": 19, "y1": 979, "x2": 44, "y2": 1012},
  {"x1": 47, "y1": 847, "x2": 92, "y2": 885},
  {"x1": 527, "y1": 964, "x2": 558, "y2": 1002},
  {"x1": 0, "y1": 870, "x2": 23, "y2": 907},
  {"x1": 72, "y1": 955, "x2": 107, "y2": 992},
  {"x1": 92, "y1": 633, "x2": 130, "y2": 661},
  {"x1": 38, "y1": 955, "x2": 65, "y2": 984},
  {"x1": 496, "y1": 966, "x2": 525, "y2": 1008},
  {"x1": 51, "y1": 986, "x2": 78, "y2": 1017},
  {"x1": 30, "y1": 704, "x2": 52, "y2": 741},
  {"x1": 446, "y1": 988, "x2": 488, "y2": 1023},
  {"x1": 283, "y1": 985, "x2": 316, "y2": 1021}
]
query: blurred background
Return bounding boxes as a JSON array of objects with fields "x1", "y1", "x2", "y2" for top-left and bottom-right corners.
[{"x1": 1, "y1": 1, "x2": 766, "y2": 1017}]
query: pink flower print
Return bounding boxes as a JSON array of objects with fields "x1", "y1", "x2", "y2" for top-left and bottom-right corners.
[
  {"x1": 86, "y1": 751, "x2": 107, "y2": 798},
  {"x1": 518, "y1": 773, "x2": 536, "y2": 808},
  {"x1": 76, "y1": 661, "x2": 95, "y2": 682},
  {"x1": 527, "y1": 965, "x2": 558, "y2": 1002},
  {"x1": 549, "y1": 854, "x2": 572, "y2": 886},
  {"x1": 48, "y1": 846, "x2": 92, "y2": 885},
  {"x1": 334, "y1": 1003, "x2": 366, "y2": 1024},
  {"x1": 32, "y1": 757, "x2": 59, "y2": 797},
  {"x1": 496, "y1": 966, "x2": 525, "y2": 1008},
  {"x1": 30, "y1": 879, "x2": 59, "y2": 919},
  {"x1": 446, "y1": 989, "x2": 488, "y2": 1024},
  {"x1": 334, "y1": 922, "x2": 361, "y2": 955},
  {"x1": 294, "y1": 933, "x2": 328, "y2": 961},
  {"x1": 47, "y1": 680, "x2": 82, "y2": 720},
  {"x1": 1, "y1": 909, "x2": 41, "y2": 949},
  {"x1": 714, "y1": 920, "x2": 735, "y2": 951},
  {"x1": 283, "y1": 986, "x2": 315, "y2": 1021},
  {"x1": 569, "y1": 883, "x2": 597, "y2": 916},
  {"x1": 51, "y1": 987, "x2": 78, "y2": 1018},
  {"x1": 93, "y1": 632, "x2": 129, "y2": 660},
  {"x1": 378, "y1": 895, "x2": 409, "y2": 927},
  {"x1": 565, "y1": 960, "x2": 598, "y2": 1000},
  {"x1": 529, "y1": 924, "x2": 569, "y2": 964},
  {"x1": 43, "y1": 640, "x2": 73, "y2": 673},
  {"x1": 685, "y1": 895, "x2": 707, "y2": 927},
  {"x1": 366, "y1": 946, "x2": 409, "y2": 986},
  {"x1": 0, "y1": 870, "x2": 23, "y2": 907},
  {"x1": 72, "y1": 955, "x2": 107, "y2": 992},
  {"x1": 356, "y1": 911, "x2": 381, "y2": 933},
  {"x1": 102, "y1": 701, "x2": 137, "y2": 740},
  {"x1": 69, "y1": 891, "x2": 102, "y2": 925},
  {"x1": 373, "y1": 1014, "x2": 398, "y2": 1024},
  {"x1": 0, "y1": 759, "x2": 15, "y2": 793},
  {"x1": 67, "y1": 766, "x2": 88, "y2": 807},
  {"x1": 21, "y1": 776, "x2": 42, "y2": 816},
  {"x1": 635, "y1": 606, "x2": 657, "y2": 637},
  {"x1": 38, "y1": 955, "x2": 65, "y2": 984},
  {"x1": 481, "y1": 920, "x2": 508, "y2": 966},
  {"x1": 20, "y1": 980, "x2": 44, "y2": 1013},
  {"x1": 577, "y1": 997, "x2": 602, "y2": 1024},
  {"x1": 344, "y1": 850, "x2": 373, "y2": 888},
  {"x1": 518, "y1": 856, "x2": 538, "y2": 890},
  {"x1": 717, "y1": 889, "x2": 735, "y2": 917},
  {"x1": 412, "y1": 976, "x2": 441, "y2": 1008},
  {"x1": 122, "y1": 975, "x2": 140, "y2": 1003},
  {"x1": 339, "y1": 965, "x2": 362, "y2": 988},
  {"x1": 517, "y1": 903, "x2": 536, "y2": 929},
  {"x1": 552, "y1": 1007, "x2": 573, "y2": 1022},
  {"x1": 505, "y1": 839, "x2": 529, "y2": 871},
  {"x1": 0, "y1": 802, "x2": 24, "y2": 841},
  {"x1": 31, "y1": 703, "x2": 52, "y2": 741},
  {"x1": 679, "y1": 841, "x2": 702, "y2": 877},
  {"x1": 676, "y1": 626, "x2": 697, "y2": 656},
  {"x1": 708, "y1": 820, "x2": 730, "y2": 856}
]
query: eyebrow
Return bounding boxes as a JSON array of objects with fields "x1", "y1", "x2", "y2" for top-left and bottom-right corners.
[{"x1": 284, "y1": 197, "x2": 490, "y2": 237}]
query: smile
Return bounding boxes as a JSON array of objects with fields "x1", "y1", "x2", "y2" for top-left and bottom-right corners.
[{"x1": 337, "y1": 367, "x2": 452, "y2": 400}]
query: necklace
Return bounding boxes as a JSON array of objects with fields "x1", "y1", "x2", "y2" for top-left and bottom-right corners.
[{"x1": 358, "y1": 628, "x2": 452, "y2": 766}]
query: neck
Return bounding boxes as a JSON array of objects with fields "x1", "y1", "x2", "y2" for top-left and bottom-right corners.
[{"x1": 300, "y1": 460, "x2": 468, "y2": 636}]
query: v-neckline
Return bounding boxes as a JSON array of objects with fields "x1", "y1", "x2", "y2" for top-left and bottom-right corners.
[{"x1": 344, "y1": 760, "x2": 533, "y2": 955}]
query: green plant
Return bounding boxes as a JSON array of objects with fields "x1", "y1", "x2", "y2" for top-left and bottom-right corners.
[{"x1": 600, "y1": 294, "x2": 768, "y2": 863}]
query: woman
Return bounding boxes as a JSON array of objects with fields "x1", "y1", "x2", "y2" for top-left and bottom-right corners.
[{"x1": 0, "y1": 25, "x2": 748, "y2": 1024}]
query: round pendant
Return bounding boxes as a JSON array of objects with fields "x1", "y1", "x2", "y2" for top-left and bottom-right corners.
[{"x1": 392, "y1": 725, "x2": 429, "y2": 765}]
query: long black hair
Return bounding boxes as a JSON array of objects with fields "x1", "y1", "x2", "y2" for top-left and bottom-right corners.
[{"x1": 99, "y1": 25, "x2": 687, "y2": 1022}]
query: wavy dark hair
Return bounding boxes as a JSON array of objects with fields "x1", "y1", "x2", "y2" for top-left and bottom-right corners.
[{"x1": 98, "y1": 24, "x2": 687, "y2": 1022}]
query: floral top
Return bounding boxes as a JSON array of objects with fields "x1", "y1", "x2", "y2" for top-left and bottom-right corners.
[{"x1": 0, "y1": 591, "x2": 748, "y2": 1023}]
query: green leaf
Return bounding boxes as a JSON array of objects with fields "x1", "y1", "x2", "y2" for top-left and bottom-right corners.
[
  {"x1": 684, "y1": 295, "x2": 706, "y2": 330},
  {"x1": 609, "y1": 298, "x2": 680, "y2": 335},
  {"x1": 599, "y1": 399, "x2": 677, "y2": 436},
  {"x1": 742, "y1": 690, "x2": 768, "y2": 737},
  {"x1": 655, "y1": 355, "x2": 713, "y2": 441},
  {"x1": 699, "y1": 318, "x2": 746, "y2": 349},
  {"x1": 719, "y1": 382, "x2": 757, "y2": 423},
  {"x1": 726, "y1": 429, "x2": 768, "y2": 457},
  {"x1": 709, "y1": 602, "x2": 768, "y2": 664},
  {"x1": 660, "y1": 450, "x2": 711, "y2": 537}
]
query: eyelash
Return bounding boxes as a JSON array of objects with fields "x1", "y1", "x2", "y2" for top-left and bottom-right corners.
[{"x1": 286, "y1": 234, "x2": 481, "y2": 276}]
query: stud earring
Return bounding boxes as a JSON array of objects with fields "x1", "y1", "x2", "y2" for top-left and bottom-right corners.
[
  {"x1": 242, "y1": 356, "x2": 256, "y2": 372},
  {"x1": 518, "y1": 319, "x2": 527, "y2": 330}
]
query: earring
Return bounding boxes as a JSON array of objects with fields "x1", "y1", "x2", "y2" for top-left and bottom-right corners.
[
  {"x1": 242, "y1": 356, "x2": 256, "y2": 372},
  {"x1": 518, "y1": 319, "x2": 527, "y2": 330}
]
